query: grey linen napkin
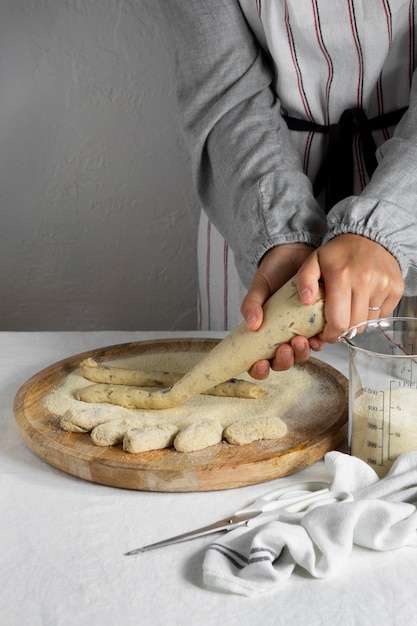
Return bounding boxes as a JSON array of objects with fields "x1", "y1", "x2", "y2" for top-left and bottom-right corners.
[{"x1": 203, "y1": 451, "x2": 417, "y2": 596}]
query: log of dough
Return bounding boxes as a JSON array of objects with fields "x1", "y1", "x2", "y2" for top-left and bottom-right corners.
[
  {"x1": 173, "y1": 418, "x2": 224, "y2": 452},
  {"x1": 78, "y1": 383, "x2": 173, "y2": 410},
  {"x1": 123, "y1": 424, "x2": 179, "y2": 453},
  {"x1": 77, "y1": 381, "x2": 264, "y2": 410},
  {"x1": 223, "y1": 415, "x2": 287, "y2": 445},
  {"x1": 77, "y1": 277, "x2": 325, "y2": 411},
  {"x1": 79, "y1": 358, "x2": 264, "y2": 399}
]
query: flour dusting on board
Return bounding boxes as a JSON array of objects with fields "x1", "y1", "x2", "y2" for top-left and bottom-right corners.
[{"x1": 46, "y1": 351, "x2": 324, "y2": 452}]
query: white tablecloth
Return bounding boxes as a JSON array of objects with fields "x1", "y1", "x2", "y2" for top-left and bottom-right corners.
[{"x1": 1, "y1": 331, "x2": 416, "y2": 626}]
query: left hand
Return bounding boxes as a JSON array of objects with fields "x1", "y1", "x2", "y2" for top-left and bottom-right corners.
[{"x1": 296, "y1": 233, "x2": 404, "y2": 343}]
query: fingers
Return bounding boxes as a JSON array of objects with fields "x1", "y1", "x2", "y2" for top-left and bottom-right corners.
[
  {"x1": 295, "y1": 250, "x2": 322, "y2": 306},
  {"x1": 241, "y1": 243, "x2": 315, "y2": 330},
  {"x1": 270, "y1": 337, "x2": 310, "y2": 371},
  {"x1": 308, "y1": 234, "x2": 404, "y2": 343},
  {"x1": 247, "y1": 334, "x2": 323, "y2": 378},
  {"x1": 243, "y1": 234, "x2": 404, "y2": 376},
  {"x1": 240, "y1": 261, "x2": 277, "y2": 331},
  {"x1": 248, "y1": 359, "x2": 272, "y2": 379},
  {"x1": 240, "y1": 288, "x2": 266, "y2": 332},
  {"x1": 240, "y1": 252, "x2": 278, "y2": 332},
  {"x1": 242, "y1": 243, "x2": 317, "y2": 375},
  {"x1": 243, "y1": 246, "x2": 324, "y2": 377}
]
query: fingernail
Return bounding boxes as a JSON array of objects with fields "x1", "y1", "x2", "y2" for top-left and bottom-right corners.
[
  {"x1": 300, "y1": 287, "x2": 312, "y2": 302},
  {"x1": 294, "y1": 343, "x2": 305, "y2": 353},
  {"x1": 245, "y1": 313, "x2": 258, "y2": 329},
  {"x1": 257, "y1": 363, "x2": 270, "y2": 377}
]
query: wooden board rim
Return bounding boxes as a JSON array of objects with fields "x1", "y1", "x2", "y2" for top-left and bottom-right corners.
[{"x1": 14, "y1": 338, "x2": 348, "y2": 492}]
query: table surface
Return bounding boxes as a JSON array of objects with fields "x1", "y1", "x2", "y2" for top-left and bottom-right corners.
[{"x1": 2, "y1": 331, "x2": 416, "y2": 626}]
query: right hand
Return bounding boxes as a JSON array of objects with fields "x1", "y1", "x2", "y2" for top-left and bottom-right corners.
[{"x1": 240, "y1": 243, "x2": 322, "y2": 378}]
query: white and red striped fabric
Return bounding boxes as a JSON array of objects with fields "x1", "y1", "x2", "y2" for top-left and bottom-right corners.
[{"x1": 197, "y1": 211, "x2": 247, "y2": 331}]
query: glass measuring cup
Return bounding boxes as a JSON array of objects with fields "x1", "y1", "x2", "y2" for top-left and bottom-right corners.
[{"x1": 339, "y1": 317, "x2": 417, "y2": 477}]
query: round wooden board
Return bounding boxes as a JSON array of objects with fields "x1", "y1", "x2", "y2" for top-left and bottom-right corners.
[{"x1": 14, "y1": 338, "x2": 348, "y2": 492}]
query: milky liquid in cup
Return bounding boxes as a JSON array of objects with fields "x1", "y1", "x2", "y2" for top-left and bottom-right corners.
[
  {"x1": 351, "y1": 385, "x2": 417, "y2": 477},
  {"x1": 339, "y1": 317, "x2": 417, "y2": 478}
]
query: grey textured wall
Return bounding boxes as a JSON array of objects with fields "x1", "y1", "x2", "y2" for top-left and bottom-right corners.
[{"x1": 0, "y1": 0, "x2": 199, "y2": 330}]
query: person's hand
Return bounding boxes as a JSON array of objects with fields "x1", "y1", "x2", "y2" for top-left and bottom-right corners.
[
  {"x1": 296, "y1": 233, "x2": 404, "y2": 343},
  {"x1": 240, "y1": 242, "x2": 321, "y2": 378},
  {"x1": 241, "y1": 234, "x2": 405, "y2": 379}
]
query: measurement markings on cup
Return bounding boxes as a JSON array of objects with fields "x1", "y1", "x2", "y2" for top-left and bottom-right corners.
[{"x1": 363, "y1": 388, "x2": 384, "y2": 468}]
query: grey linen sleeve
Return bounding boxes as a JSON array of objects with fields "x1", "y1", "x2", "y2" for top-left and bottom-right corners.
[
  {"x1": 323, "y1": 72, "x2": 417, "y2": 296},
  {"x1": 156, "y1": 0, "x2": 326, "y2": 288}
]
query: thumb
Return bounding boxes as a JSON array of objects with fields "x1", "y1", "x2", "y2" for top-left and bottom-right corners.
[
  {"x1": 240, "y1": 277, "x2": 271, "y2": 331},
  {"x1": 296, "y1": 251, "x2": 322, "y2": 305}
]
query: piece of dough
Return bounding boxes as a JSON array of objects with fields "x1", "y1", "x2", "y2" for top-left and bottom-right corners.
[
  {"x1": 123, "y1": 424, "x2": 179, "y2": 453},
  {"x1": 80, "y1": 358, "x2": 182, "y2": 387},
  {"x1": 91, "y1": 416, "x2": 145, "y2": 446},
  {"x1": 223, "y1": 415, "x2": 287, "y2": 445},
  {"x1": 60, "y1": 404, "x2": 134, "y2": 433},
  {"x1": 76, "y1": 278, "x2": 324, "y2": 411},
  {"x1": 77, "y1": 384, "x2": 170, "y2": 410},
  {"x1": 60, "y1": 411, "x2": 90, "y2": 433},
  {"x1": 173, "y1": 418, "x2": 224, "y2": 452},
  {"x1": 80, "y1": 358, "x2": 265, "y2": 399},
  {"x1": 77, "y1": 380, "x2": 264, "y2": 410}
]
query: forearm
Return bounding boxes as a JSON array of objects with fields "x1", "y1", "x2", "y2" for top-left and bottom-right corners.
[
  {"x1": 323, "y1": 71, "x2": 417, "y2": 295},
  {"x1": 157, "y1": 0, "x2": 326, "y2": 287}
]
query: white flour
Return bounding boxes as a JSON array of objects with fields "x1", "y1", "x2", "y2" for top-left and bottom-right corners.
[{"x1": 46, "y1": 351, "x2": 314, "y2": 432}]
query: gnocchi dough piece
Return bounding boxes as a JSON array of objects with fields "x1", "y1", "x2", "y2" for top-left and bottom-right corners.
[
  {"x1": 77, "y1": 383, "x2": 162, "y2": 410},
  {"x1": 123, "y1": 424, "x2": 179, "y2": 453},
  {"x1": 60, "y1": 404, "x2": 133, "y2": 433},
  {"x1": 80, "y1": 357, "x2": 181, "y2": 387},
  {"x1": 173, "y1": 418, "x2": 224, "y2": 452},
  {"x1": 223, "y1": 415, "x2": 287, "y2": 445},
  {"x1": 207, "y1": 379, "x2": 264, "y2": 399},
  {"x1": 80, "y1": 358, "x2": 265, "y2": 400},
  {"x1": 91, "y1": 416, "x2": 145, "y2": 447},
  {"x1": 76, "y1": 380, "x2": 264, "y2": 410},
  {"x1": 60, "y1": 410, "x2": 91, "y2": 433}
]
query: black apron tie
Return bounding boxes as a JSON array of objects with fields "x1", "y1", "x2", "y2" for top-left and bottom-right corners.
[{"x1": 284, "y1": 107, "x2": 408, "y2": 212}]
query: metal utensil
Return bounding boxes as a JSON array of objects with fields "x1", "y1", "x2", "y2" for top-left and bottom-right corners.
[{"x1": 125, "y1": 481, "x2": 351, "y2": 555}]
